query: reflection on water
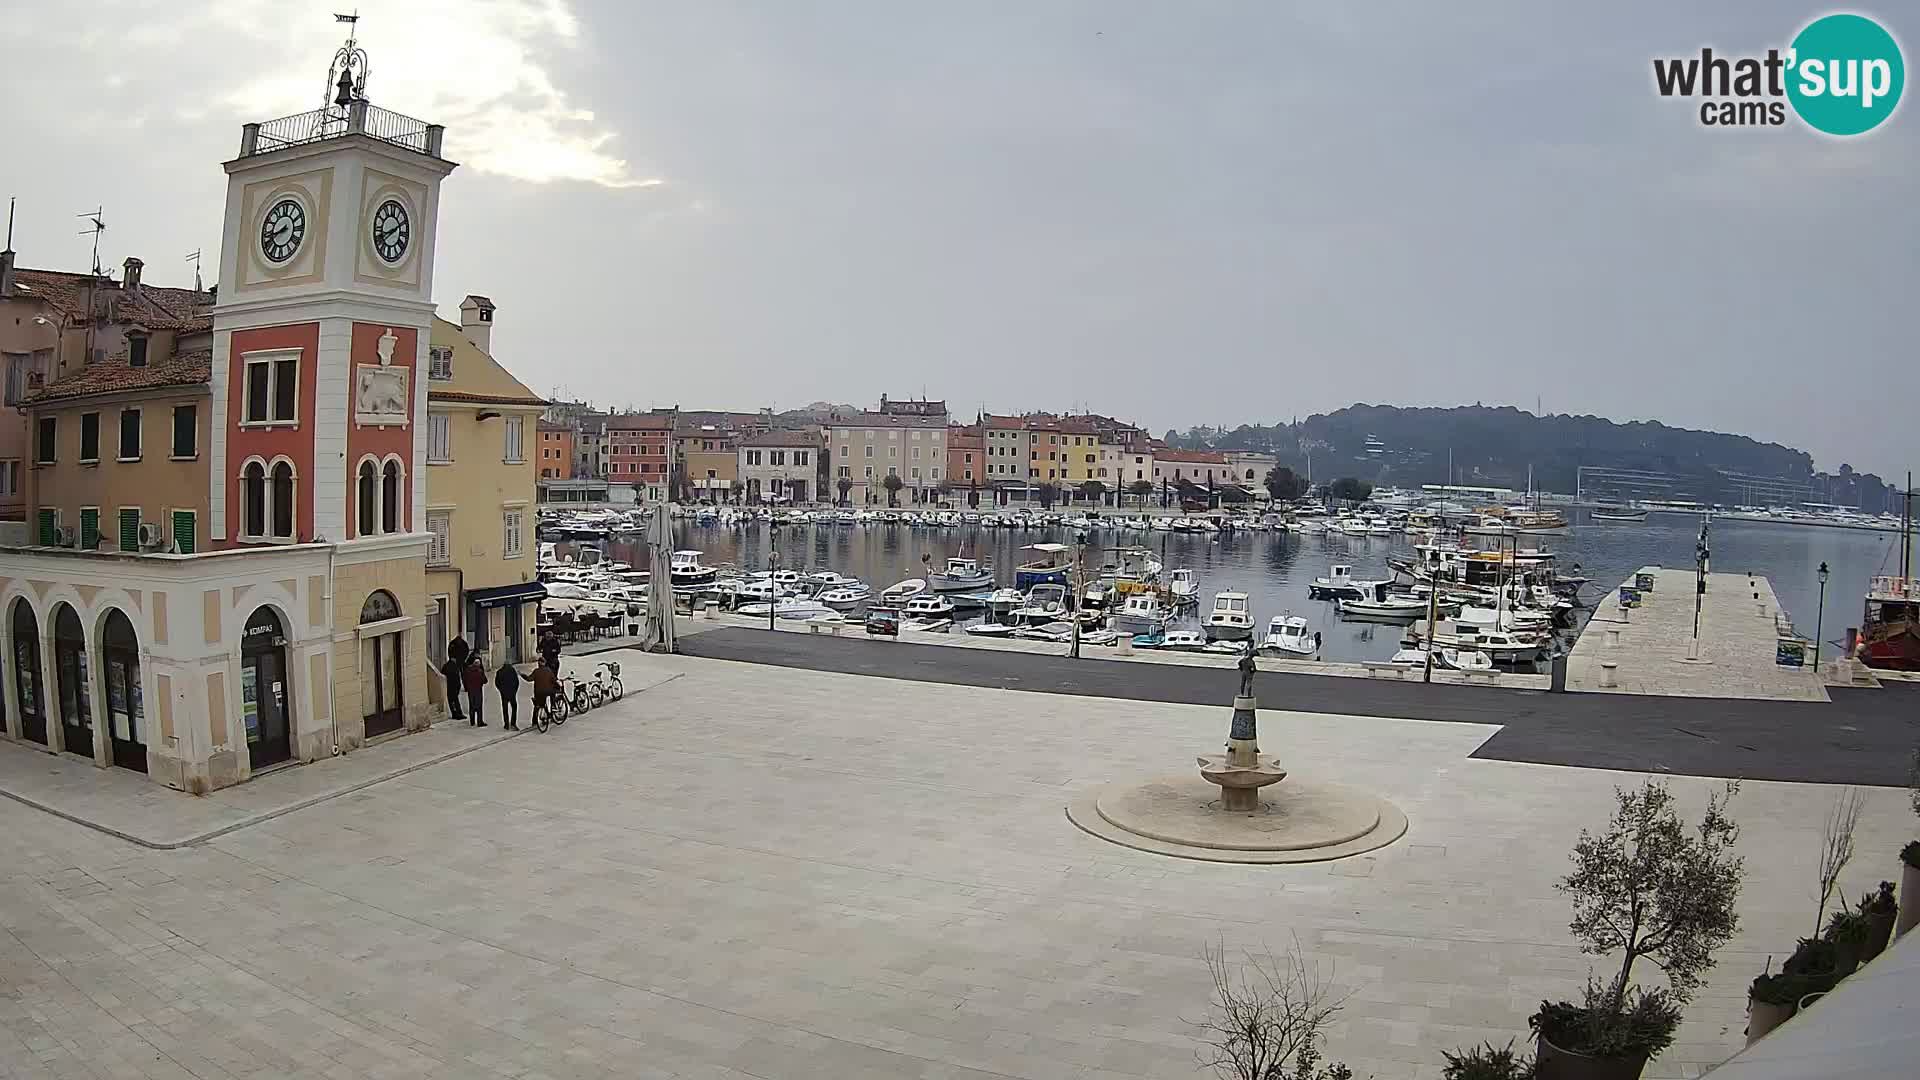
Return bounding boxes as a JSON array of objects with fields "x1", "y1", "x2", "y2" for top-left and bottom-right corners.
[{"x1": 583, "y1": 516, "x2": 1908, "y2": 663}]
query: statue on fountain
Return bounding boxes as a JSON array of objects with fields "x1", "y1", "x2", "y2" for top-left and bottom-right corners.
[{"x1": 1198, "y1": 640, "x2": 1288, "y2": 811}]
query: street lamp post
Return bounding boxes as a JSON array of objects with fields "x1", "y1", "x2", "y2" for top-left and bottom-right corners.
[
  {"x1": 767, "y1": 547, "x2": 779, "y2": 632},
  {"x1": 1070, "y1": 531, "x2": 1089, "y2": 659},
  {"x1": 1813, "y1": 561, "x2": 1830, "y2": 669},
  {"x1": 1422, "y1": 548, "x2": 1441, "y2": 684},
  {"x1": 1691, "y1": 521, "x2": 1710, "y2": 647}
]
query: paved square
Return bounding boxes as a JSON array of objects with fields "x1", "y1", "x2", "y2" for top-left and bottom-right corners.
[{"x1": 0, "y1": 649, "x2": 1911, "y2": 1079}]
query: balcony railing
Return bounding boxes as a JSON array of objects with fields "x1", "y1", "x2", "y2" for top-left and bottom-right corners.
[{"x1": 241, "y1": 101, "x2": 445, "y2": 160}]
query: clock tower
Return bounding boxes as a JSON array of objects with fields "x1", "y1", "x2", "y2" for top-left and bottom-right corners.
[{"x1": 209, "y1": 28, "x2": 456, "y2": 548}]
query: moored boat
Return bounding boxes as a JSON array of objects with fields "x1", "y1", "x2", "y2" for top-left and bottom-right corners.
[{"x1": 1204, "y1": 590, "x2": 1255, "y2": 641}]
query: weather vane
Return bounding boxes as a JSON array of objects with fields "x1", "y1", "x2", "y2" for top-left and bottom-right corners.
[{"x1": 324, "y1": 11, "x2": 370, "y2": 112}]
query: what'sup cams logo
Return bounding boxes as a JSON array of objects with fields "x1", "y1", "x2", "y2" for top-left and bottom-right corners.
[{"x1": 1654, "y1": 12, "x2": 1904, "y2": 135}]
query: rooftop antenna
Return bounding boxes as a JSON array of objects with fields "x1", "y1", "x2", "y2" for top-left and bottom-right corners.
[
  {"x1": 184, "y1": 249, "x2": 203, "y2": 292},
  {"x1": 5, "y1": 196, "x2": 14, "y2": 250},
  {"x1": 76, "y1": 207, "x2": 105, "y2": 276}
]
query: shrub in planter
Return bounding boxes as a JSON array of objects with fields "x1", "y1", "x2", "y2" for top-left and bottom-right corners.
[
  {"x1": 1858, "y1": 882, "x2": 1897, "y2": 962},
  {"x1": 1745, "y1": 970, "x2": 1802, "y2": 1046},
  {"x1": 1782, "y1": 936, "x2": 1843, "y2": 996},
  {"x1": 1531, "y1": 983, "x2": 1680, "y2": 1080},
  {"x1": 1442, "y1": 1040, "x2": 1536, "y2": 1080},
  {"x1": 1899, "y1": 841, "x2": 1920, "y2": 938},
  {"x1": 1822, "y1": 909, "x2": 1870, "y2": 975}
]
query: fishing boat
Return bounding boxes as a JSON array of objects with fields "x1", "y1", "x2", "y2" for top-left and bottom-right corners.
[
  {"x1": 1009, "y1": 583, "x2": 1071, "y2": 625},
  {"x1": 1108, "y1": 592, "x2": 1169, "y2": 636},
  {"x1": 817, "y1": 585, "x2": 872, "y2": 611},
  {"x1": 1335, "y1": 582, "x2": 1431, "y2": 621},
  {"x1": 1014, "y1": 543, "x2": 1073, "y2": 590},
  {"x1": 1204, "y1": 590, "x2": 1255, "y2": 641},
  {"x1": 927, "y1": 557, "x2": 994, "y2": 591},
  {"x1": 1858, "y1": 574, "x2": 1920, "y2": 670},
  {"x1": 1389, "y1": 647, "x2": 1493, "y2": 672},
  {"x1": 901, "y1": 594, "x2": 957, "y2": 619},
  {"x1": 985, "y1": 587, "x2": 1025, "y2": 619},
  {"x1": 669, "y1": 550, "x2": 719, "y2": 588},
  {"x1": 1406, "y1": 621, "x2": 1548, "y2": 662},
  {"x1": 1158, "y1": 629, "x2": 1209, "y2": 651},
  {"x1": 1260, "y1": 614, "x2": 1321, "y2": 656},
  {"x1": 1167, "y1": 568, "x2": 1200, "y2": 605},
  {"x1": 875, "y1": 578, "x2": 927, "y2": 607},
  {"x1": 1308, "y1": 564, "x2": 1392, "y2": 601}
]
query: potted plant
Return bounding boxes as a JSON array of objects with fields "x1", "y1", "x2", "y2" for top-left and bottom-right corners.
[
  {"x1": 1900, "y1": 840, "x2": 1920, "y2": 938},
  {"x1": 1781, "y1": 936, "x2": 1843, "y2": 996},
  {"x1": 1823, "y1": 908, "x2": 1871, "y2": 976},
  {"x1": 1531, "y1": 983, "x2": 1680, "y2": 1080},
  {"x1": 1858, "y1": 882, "x2": 1897, "y2": 962},
  {"x1": 1745, "y1": 969, "x2": 1801, "y2": 1046},
  {"x1": 1443, "y1": 1039, "x2": 1536, "y2": 1079},
  {"x1": 1530, "y1": 780, "x2": 1743, "y2": 1080}
]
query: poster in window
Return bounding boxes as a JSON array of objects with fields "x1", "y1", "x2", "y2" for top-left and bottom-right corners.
[
  {"x1": 241, "y1": 666, "x2": 261, "y2": 741},
  {"x1": 107, "y1": 658, "x2": 128, "y2": 714}
]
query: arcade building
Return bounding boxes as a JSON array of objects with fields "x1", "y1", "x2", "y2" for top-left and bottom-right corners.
[{"x1": 0, "y1": 46, "x2": 472, "y2": 793}]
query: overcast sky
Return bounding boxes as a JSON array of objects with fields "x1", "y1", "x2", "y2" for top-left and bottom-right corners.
[{"x1": 4, "y1": 2, "x2": 1914, "y2": 475}]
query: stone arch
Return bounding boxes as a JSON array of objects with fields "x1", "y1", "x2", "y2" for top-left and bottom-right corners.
[
  {"x1": 6, "y1": 594, "x2": 47, "y2": 745},
  {"x1": 49, "y1": 600, "x2": 95, "y2": 760},
  {"x1": 96, "y1": 607, "x2": 148, "y2": 773}
]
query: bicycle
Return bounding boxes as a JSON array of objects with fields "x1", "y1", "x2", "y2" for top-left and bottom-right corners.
[
  {"x1": 531, "y1": 684, "x2": 568, "y2": 732},
  {"x1": 567, "y1": 672, "x2": 592, "y2": 716},
  {"x1": 587, "y1": 661, "x2": 623, "y2": 707}
]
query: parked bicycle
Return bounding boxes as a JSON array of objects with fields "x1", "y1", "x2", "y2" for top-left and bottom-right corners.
[
  {"x1": 587, "y1": 661, "x2": 623, "y2": 707},
  {"x1": 568, "y1": 671, "x2": 592, "y2": 716}
]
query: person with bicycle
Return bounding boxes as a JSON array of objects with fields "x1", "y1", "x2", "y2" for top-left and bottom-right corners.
[{"x1": 530, "y1": 658, "x2": 561, "y2": 727}]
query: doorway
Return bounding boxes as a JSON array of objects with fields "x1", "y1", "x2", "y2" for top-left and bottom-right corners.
[
  {"x1": 241, "y1": 607, "x2": 293, "y2": 769},
  {"x1": 503, "y1": 602, "x2": 523, "y2": 664},
  {"x1": 52, "y1": 604, "x2": 92, "y2": 759},
  {"x1": 10, "y1": 600, "x2": 45, "y2": 745},
  {"x1": 360, "y1": 591, "x2": 404, "y2": 738},
  {"x1": 100, "y1": 609, "x2": 147, "y2": 773}
]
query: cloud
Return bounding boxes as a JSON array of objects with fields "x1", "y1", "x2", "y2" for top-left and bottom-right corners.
[{"x1": 19, "y1": 0, "x2": 655, "y2": 189}]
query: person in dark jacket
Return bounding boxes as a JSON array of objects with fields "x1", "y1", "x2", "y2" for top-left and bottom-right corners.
[
  {"x1": 494, "y1": 662, "x2": 521, "y2": 730},
  {"x1": 461, "y1": 653, "x2": 488, "y2": 726},
  {"x1": 538, "y1": 630, "x2": 561, "y2": 673},
  {"x1": 440, "y1": 636, "x2": 470, "y2": 720}
]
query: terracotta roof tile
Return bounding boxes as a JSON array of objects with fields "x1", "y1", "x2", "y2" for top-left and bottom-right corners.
[
  {"x1": 738, "y1": 427, "x2": 821, "y2": 447},
  {"x1": 10, "y1": 269, "x2": 213, "y2": 332},
  {"x1": 29, "y1": 349, "x2": 211, "y2": 404}
]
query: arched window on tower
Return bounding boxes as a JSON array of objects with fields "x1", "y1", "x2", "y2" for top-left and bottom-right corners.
[
  {"x1": 270, "y1": 461, "x2": 294, "y2": 539},
  {"x1": 382, "y1": 459, "x2": 402, "y2": 533},
  {"x1": 241, "y1": 461, "x2": 266, "y2": 538},
  {"x1": 357, "y1": 460, "x2": 377, "y2": 537}
]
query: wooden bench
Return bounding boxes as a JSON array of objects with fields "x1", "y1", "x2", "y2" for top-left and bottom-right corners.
[
  {"x1": 807, "y1": 620, "x2": 847, "y2": 636},
  {"x1": 1360, "y1": 661, "x2": 1412, "y2": 680}
]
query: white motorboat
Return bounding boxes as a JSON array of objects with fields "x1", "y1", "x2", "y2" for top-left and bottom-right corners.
[
  {"x1": 1335, "y1": 582, "x2": 1430, "y2": 621},
  {"x1": 1367, "y1": 516, "x2": 1394, "y2": 536},
  {"x1": 876, "y1": 578, "x2": 928, "y2": 606},
  {"x1": 1078, "y1": 628, "x2": 1120, "y2": 646},
  {"x1": 964, "y1": 622, "x2": 1017, "y2": 637},
  {"x1": 928, "y1": 557, "x2": 994, "y2": 591},
  {"x1": 669, "y1": 550, "x2": 719, "y2": 589},
  {"x1": 1389, "y1": 646, "x2": 1493, "y2": 672},
  {"x1": 901, "y1": 594, "x2": 957, "y2": 619},
  {"x1": 1159, "y1": 630, "x2": 1209, "y2": 651},
  {"x1": 818, "y1": 585, "x2": 872, "y2": 610},
  {"x1": 1167, "y1": 568, "x2": 1200, "y2": 605},
  {"x1": 1455, "y1": 604, "x2": 1553, "y2": 634},
  {"x1": 806, "y1": 570, "x2": 862, "y2": 589},
  {"x1": 1260, "y1": 614, "x2": 1322, "y2": 656},
  {"x1": 1308, "y1": 564, "x2": 1392, "y2": 601},
  {"x1": 902, "y1": 617, "x2": 953, "y2": 633},
  {"x1": 735, "y1": 598, "x2": 833, "y2": 620},
  {"x1": 1013, "y1": 620, "x2": 1075, "y2": 642},
  {"x1": 726, "y1": 578, "x2": 790, "y2": 606},
  {"x1": 985, "y1": 587, "x2": 1025, "y2": 617},
  {"x1": 1204, "y1": 590, "x2": 1255, "y2": 641},
  {"x1": 1408, "y1": 622, "x2": 1547, "y2": 662},
  {"x1": 1009, "y1": 583, "x2": 1071, "y2": 625},
  {"x1": 1108, "y1": 592, "x2": 1169, "y2": 636},
  {"x1": 1203, "y1": 640, "x2": 1250, "y2": 655}
]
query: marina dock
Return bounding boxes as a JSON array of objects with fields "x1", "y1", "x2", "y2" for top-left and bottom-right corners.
[{"x1": 1564, "y1": 566, "x2": 1829, "y2": 701}]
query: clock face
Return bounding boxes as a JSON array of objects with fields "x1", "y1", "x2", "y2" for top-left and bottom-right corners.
[
  {"x1": 259, "y1": 198, "x2": 306, "y2": 264},
  {"x1": 372, "y1": 199, "x2": 411, "y2": 264}
]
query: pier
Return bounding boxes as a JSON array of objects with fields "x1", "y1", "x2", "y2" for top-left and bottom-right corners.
[{"x1": 1564, "y1": 566, "x2": 1828, "y2": 701}]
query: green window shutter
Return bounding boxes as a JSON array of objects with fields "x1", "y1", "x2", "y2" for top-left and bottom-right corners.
[
  {"x1": 37, "y1": 508, "x2": 56, "y2": 546},
  {"x1": 170, "y1": 510, "x2": 195, "y2": 554},
  {"x1": 119, "y1": 509, "x2": 140, "y2": 551},
  {"x1": 79, "y1": 508, "x2": 99, "y2": 549}
]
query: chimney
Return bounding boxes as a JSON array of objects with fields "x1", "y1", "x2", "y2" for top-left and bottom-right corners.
[
  {"x1": 459, "y1": 294, "x2": 495, "y2": 353},
  {"x1": 122, "y1": 256, "x2": 143, "y2": 291},
  {"x1": 0, "y1": 248, "x2": 13, "y2": 298}
]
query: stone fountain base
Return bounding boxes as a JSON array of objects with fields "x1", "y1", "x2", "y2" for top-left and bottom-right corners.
[{"x1": 1066, "y1": 776, "x2": 1407, "y2": 864}]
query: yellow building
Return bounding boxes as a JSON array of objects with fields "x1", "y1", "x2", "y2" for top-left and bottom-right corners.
[{"x1": 424, "y1": 299, "x2": 545, "y2": 673}]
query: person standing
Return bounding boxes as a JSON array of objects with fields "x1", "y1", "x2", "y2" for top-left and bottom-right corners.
[
  {"x1": 538, "y1": 630, "x2": 561, "y2": 673},
  {"x1": 440, "y1": 635, "x2": 470, "y2": 721},
  {"x1": 461, "y1": 652, "x2": 488, "y2": 727},
  {"x1": 494, "y1": 661, "x2": 521, "y2": 731}
]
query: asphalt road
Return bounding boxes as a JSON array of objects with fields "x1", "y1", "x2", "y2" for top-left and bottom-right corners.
[{"x1": 679, "y1": 628, "x2": 1920, "y2": 785}]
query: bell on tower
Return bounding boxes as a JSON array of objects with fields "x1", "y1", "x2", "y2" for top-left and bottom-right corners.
[{"x1": 325, "y1": 12, "x2": 370, "y2": 113}]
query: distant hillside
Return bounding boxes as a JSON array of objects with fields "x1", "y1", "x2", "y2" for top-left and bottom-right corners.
[{"x1": 1166, "y1": 405, "x2": 1892, "y2": 508}]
